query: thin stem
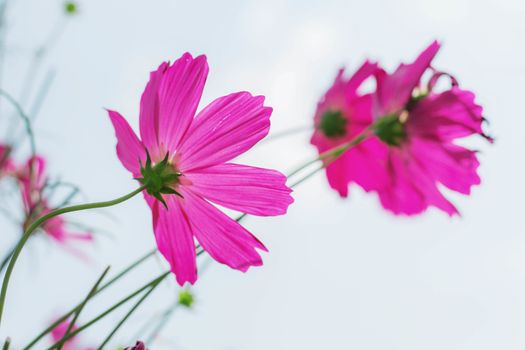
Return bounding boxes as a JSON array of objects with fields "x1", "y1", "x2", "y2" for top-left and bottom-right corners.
[
  {"x1": 97, "y1": 278, "x2": 162, "y2": 349},
  {"x1": 261, "y1": 125, "x2": 312, "y2": 143},
  {"x1": 287, "y1": 126, "x2": 373, "y2": 180},
  {"x1": 23, "y1": 248, "x2": 157, "y2": 350},
  {"x1": 46, "y1": 272, "x2": 170, "y2": 350},
  {"x1": 56, "y1": 267, "x2": 111, "y2": 350},
  {"x1": 28, "y1": 69, "x2": 56, "y2": 120},
  {"x1": 286, "y1": 157, "x2": 318, "y2": 179},
  {"x1": 143, "y1": 252, "x2": 211, "y2": 345},
  {"x1": 17, "y1": 18, "x2": 66, "y2": 109},
  {"x1": 289, "y1": 164, "x2": 325, "y2": 188},
  {"x1": 145, "y1": 303, "x2": 179, "y2": 344},
  {"x1": 0, "y1": 89, "x2": 36, "y2": 157},
  {"x1": 0, "y1": 185, "x2": 146, "y2": 326}
]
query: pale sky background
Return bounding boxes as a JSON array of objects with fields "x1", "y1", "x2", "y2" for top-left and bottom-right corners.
[{"x1": 0, "y1": 0, "x2": 524, "y2": 349}]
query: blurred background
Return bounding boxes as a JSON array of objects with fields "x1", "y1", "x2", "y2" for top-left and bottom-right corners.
[{"x1": 0, "y1": 0, "x2": 523, "y2": 349}]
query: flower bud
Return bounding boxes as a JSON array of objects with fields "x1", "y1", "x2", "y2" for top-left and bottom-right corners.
[
  {"x1": 64, "y1": 1, "x2": 77, "y2": 15},
  {"x1": 178, "y1": 289, "x2": 194, "y2": 308},
  {"x1": 125, "y1": 341, "x2": 148, "y2": 350}
]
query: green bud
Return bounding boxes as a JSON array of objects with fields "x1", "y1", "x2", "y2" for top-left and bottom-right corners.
[
  {"x1": 64, "y1": 1, "x2": 77, "y2": 15},
  {"x1": 178, "y1": 290, "x2": 194, "y2": 308}
]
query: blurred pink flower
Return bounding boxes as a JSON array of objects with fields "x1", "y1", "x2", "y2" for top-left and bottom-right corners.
[
  {"x1": 50, "y1": 318, "x2": 93, "y2": 350},
  {"x1": 108, "y1": 52, "x2": 293, "y2": 285},
  {"x1": 369, "y1": 41, "x2": 491, "y2": 215},
  {"x1": 310, "y1": 61, "x2": 384, "y2": 197},
  {"x1": 17, "y1": 156, "x2": 93, "y2": 244},
  {"x1": 50, "y1": 319, "x2": 76, "y2": 349},
  {"x1": 312, "y1": 41, "x2": 490, "y2": 216}
]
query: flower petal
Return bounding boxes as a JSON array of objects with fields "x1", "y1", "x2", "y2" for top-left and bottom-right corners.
[
  {"x1": 410, "y1": 138, "x2": 480, "y2": 195},
  {"x1": 152, "y1": 53, "x2": 208, "y2": 156},
  {"x1": 345, "y1": 60, "x2": 378, "y2": 98},
  {"x1": 178, "y1": 92, "x2": 271, "y2": 171},
  {"x1": 181, "y1": 188, "x2": 267, "y2": 272},
  {"x1": 374, "y1": 41, "x2": 440, "y2": 116},
  {"x1": 107, "y1": 110, "x2": 146, "y2": 175},
  {"x1": 152, "y1": 195, "x2": 197, "y2": 285},
  {"x1": 378, "y1": 148, "x2": 459, "y2": 216},
  {"x1": 185, "y1": 163, "x2": 293, "y2": 216},
  {"x1": 409, "y1": 87, "x2": 489, "y2": 141},
  {"x1": 139, "y1": 62, "x2": 169, "y2": 152}
]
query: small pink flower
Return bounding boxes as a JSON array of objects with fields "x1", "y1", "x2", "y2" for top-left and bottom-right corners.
[
  {"x1": 108, "y1": 53, "x2": 293, "y2": 285},
  {"x1": 310, "y1": 61, "x2": 385, "y2": 197},
  {"x1": 16, "y1": 156, "x2": 93, "y2": 243}
]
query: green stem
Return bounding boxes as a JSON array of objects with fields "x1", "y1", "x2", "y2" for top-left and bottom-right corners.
[
  {"x1": 97, "y1": 278, "x2": 163, "y2": 349},
  {"x1": 287, "y1": 126, "x2": 372, "y2": 183},
  {"x1": 2, "y1": 337, "x2": 10, "y2": 350},
  {"x1": 56, "y1": 267, "x2": 110, "y2": 350},
  {"x1": 46, "y1": 272, "x2": 170, "y2": 350},
  {"x1": 0, "y1": 185, "x2": 146, "y2": 327},
  {"x1": 23, "y1": 248, "x2": 156, "y2": 350}
]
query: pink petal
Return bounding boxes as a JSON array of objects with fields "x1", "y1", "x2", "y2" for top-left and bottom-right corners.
[
  {"x1": 377, "y1": 150, "x2": 428, "y2": 215},
  {"x1": 409, "y1": 87, "x2": 489, "y2": 141},
  {"x1": 107, "y1": 110, "x2": 146, "y2": 176},
  {"x1": 181, "y1": 188, "x2": 267, "y2": 272},
  {"x1": 152, "y1": 195, "x2": 197, "y2": 285},
  {"x1": 406, "y1": 155, "x2": 459, "y2": 216},
  {"x1": 375, "y1": 41, "x2": 440, "y2": 116},
  {"x1": 17, "y1": 155, "x2": 47, "y2": 210},
  {"x1": 145, "y1": 53, "x2": 208, "y2": 157},
  {"x1": 342, "y1": 138, "x2": 389, "y2": 192},
  {"x1": 139, "y1": 61, "x2": 169, "y2": 152},
  {"x1": 377, "y1": 148, "x2": 459, "y2": 216},
  {"x1": 324, "y1": 152, "x2": 351, "y2": 197},
  {"x1": 410, "y1": 138, "x2": 480, "y2": 195},
  {"x1": 185, "y1": 163, "x2": 293, "y2": 216},
  {"x1": 178, "y1": 92, "x2": 271, "y2": 171},
  {"x1": 345, "y1": 60, "x2": 379, "y2": 98}
]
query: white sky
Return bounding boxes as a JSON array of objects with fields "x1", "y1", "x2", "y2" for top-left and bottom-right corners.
[{"x1": 0, "y1": 0, "x2": 524, "y2": 349}]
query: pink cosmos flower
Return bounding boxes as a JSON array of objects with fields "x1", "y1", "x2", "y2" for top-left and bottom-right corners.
[
  {"x1": 310, "y1": 61, "x2": 386, "y2": 197},
  {"x1": 108, "y1": 53, "x2": 293, "y2": 285},
  {"x1": 313, "y1": 41, "x2": 490, "y2": 215},
  {"x1": 17, "y1": 156, "x2": 93, "y2": 244},
  {"x1": 353, "y1": 41, "x2": 490, "y2": 215}
]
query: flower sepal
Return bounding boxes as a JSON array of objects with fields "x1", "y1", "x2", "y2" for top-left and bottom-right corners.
[{"x1": 135, "y1": 151, "x2": 182, "y2": 208}]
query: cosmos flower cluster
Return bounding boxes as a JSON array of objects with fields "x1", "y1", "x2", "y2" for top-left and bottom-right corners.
[
  {"x1": 311, "y1": 41, "x2": 490, "y2": 215},
  {"x1": 0, "y1": 39, "x2": 491, "y2": 348}
]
